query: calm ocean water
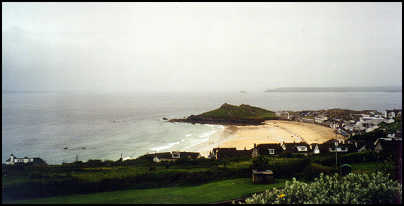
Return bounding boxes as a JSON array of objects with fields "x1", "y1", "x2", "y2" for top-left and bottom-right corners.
[{"x1": 2, "y1": 91, "x2": 402, "y2": 164}]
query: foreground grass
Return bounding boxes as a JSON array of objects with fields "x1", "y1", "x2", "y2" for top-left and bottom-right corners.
[
  {"x1": 8, "y1": 178, "x2": 285, "y2": 204},
  {"x1": 350, "y1": 161, "x2": 395, "y2": 174}
]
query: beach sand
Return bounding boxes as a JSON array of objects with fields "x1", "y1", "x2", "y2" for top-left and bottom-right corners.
[{"x1": 191, "y1": 120, "x2": 345, "y2": 157}]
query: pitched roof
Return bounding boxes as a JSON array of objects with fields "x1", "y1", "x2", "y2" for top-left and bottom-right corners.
[
  {"x1": 213, "y1": 147, "x2": 252, "y2": 159},
  {"x1": 283, "y1": 142, "x2": 311, "y2": 153},
  {"x1": 355, "y1": 139, "x2": 374, "y2": 151},
  {"x1": 179, "y1": 152, "x2": 200, "y2": 159},
  {"x1": 153, "y1": 152, "x2": 172, "y2": 159},
  {"x1": 256, "y1": 143, "x2": 284, "y2": 155}
]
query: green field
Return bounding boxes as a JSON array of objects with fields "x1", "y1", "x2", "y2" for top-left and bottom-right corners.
[
  {"x1": 350, "y1": 161, "x2": 395, "y2": 173},
  {"x1": 7, "y1": 178, "x2": 285, "y2": 204},
  {"x1": 3, "y1": 153, "x2": 397, "y2": 203}
]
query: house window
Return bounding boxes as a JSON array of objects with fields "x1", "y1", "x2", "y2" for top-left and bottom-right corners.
[
  {"x1": 171, "y1": 152, "x2": 180, "y2": 159},
  {"x1": 268, "y1": 149, "x2": 275, "y2": 154},
  {"x1": 296, "y1": 146, "x2": 308, "y2": 152}
]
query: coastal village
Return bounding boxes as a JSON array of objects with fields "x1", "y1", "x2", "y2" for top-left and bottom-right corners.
[{"x1": 142, "y1": 108, "x2": 402, "y2": 163}]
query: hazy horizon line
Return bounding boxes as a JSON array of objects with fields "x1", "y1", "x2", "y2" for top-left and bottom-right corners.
[{"x1": 3, "y1": 85, "x2": 402, "y2": 93}]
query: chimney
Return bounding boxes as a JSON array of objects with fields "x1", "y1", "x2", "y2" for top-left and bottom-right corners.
[{"x1": 254, "y1": 143, "x2": 256, "y2": 148}]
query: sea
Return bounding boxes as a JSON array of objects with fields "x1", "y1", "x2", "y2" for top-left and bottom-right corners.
[{"x1": 2, "y1": 91, "x2": 402, "y2": 164}]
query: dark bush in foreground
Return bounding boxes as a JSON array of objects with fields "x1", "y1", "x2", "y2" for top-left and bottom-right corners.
[
  {"x1": 315, "y1": 151, "x2": 378, "y2": 166},
  {"x1": 266, "y1": 158, "x2": 310, "y2": 178},
  {"x1": 251, "y1": 156, "x2": 271, "y2": 171},
  {"x1": 237, "y1": 172, "x2": 402, "y2": 204},
  {"x1": 301, "y1": 163, "x2": 335, "y2": 180}
]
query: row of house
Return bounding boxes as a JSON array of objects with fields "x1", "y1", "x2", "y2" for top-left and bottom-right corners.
[
  {"x1": 206, "y1": 140, "x2": 350, "y2": 160},
  {"x1": 5, "y1": 154, "x2": 47, "y2": 166},
  {"x1": 207, "y1": 135, "x2": 402, "y2": 160},
  {"x1": 384, "y1": 109, "x2": 402, "y2": 119},
  {"x1": 140, "y1": 151, "x2": 201, "y2": 163},
  {"x1": 143, "y1": 126, "x2": 402, "y2": 162},
  {"x1": 290, "y1": 109, "x2": 401, "y2": 138}
]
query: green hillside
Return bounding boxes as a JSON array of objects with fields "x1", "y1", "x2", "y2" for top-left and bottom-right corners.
[{"x1": 197, "y1": 103, "x2": 276, "y2": 120}]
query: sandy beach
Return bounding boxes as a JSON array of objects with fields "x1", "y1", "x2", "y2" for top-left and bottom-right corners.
[{"x1": 191, "y1": 120, "x2": 345, "y2": 157}]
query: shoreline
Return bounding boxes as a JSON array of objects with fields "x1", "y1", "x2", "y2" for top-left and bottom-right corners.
[{"x1": 191, "y1": 120, "x2": 345, "y2": 157}]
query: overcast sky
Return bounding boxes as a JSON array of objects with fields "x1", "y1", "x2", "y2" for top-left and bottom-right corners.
[{"x1": 2, "y1": 2, "x2": 402, "y2": 92}]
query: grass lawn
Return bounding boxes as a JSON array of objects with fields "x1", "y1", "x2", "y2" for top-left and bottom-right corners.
[
  {"x1": 350, "y1": 161, "x2": 395, "y2": 173},
  {"x1": 7, "y1": 178, "x2": 285, "y2": 204}
]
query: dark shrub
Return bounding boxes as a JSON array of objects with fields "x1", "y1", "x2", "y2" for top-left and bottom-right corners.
[
  {"x1": 339, "y1": 164, "x2": 352, "y2": 176},
  {"x1": 318, "y1": 151, "x2": 378, "y2": 166},
  {"x1": 84, "y1": 159, "x2": 104, "y2": 167},
  {"x1": 251, "y1": 156, "x2": 271, "y2": 171},
  {"x1": 301, "y1": 163, "x2": 335, "y2": 180},
  {"x1": 266, "y1": 158, "x2": 310, "y2": 178}
]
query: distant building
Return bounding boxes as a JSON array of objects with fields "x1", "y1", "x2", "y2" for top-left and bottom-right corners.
[
  {"x1": 5, "y1": 154, "x2": 47, "y2": 166},
  {"x1": 312, "y1": 144, "x2": 320, "y2": 154},
  {"x1": 316, "y1": 139, "x2": 344, "y2": 154},
  {"x1": 146, "y1": 151, "x2": 200, "y2": 163},
  {"x1": 278, "y1": 111, "x2": 290, "y2": 120},
  {"x1": 374, "y1": 138, "x2": 402, "y2": 154},
  {"x1": 302, "y1": 118, "x2": 315, "y2": 124},
  {"x1": 283, "y1": 142, "x2": 311, "y2": 154},
  {"x1": 385, "y1": 109, "x2": 402, "y2": 119},
  {"x1": 252, "y1": 143, "x2": 284, "y2": 157},
  {"x1": 210, "y1": 147, "x2": 252, "y2": 160},
  {"x1": 330, "y1": 122, "x2": 339, "y2": 129},
  {"x1": 315, "y1": 116, "x2": 328, "y2": 124},
  {"x1": 353, "y1": 116, "x2": 384, "y2": 132},
  {"x1": 384, "y1": 119, "x2": 395, "y2": 124}
]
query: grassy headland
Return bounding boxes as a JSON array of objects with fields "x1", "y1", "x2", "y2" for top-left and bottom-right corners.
[{"x1": 169, "y1": 103, "x2": 278, "y2": 125}]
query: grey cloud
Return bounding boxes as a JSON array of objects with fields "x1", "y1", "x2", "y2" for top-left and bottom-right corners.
[{"x1": 2, "y1": 2, "x2": 402, "y2": 92}]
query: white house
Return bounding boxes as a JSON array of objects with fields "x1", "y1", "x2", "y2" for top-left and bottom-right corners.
[
  {"x1": 313, "y1": 144, "x2": 320, "y2": 154},
  {"x1": 315, "y1": 116, "x2": 328, "y2": 124},
  {"x1": 385, "y1": 109, "x2": 401, "y2": 119},
  {"x1": 388, "y1": 111, "x2": 396, "y2": 119},
  {"x1": 365, "y1": 126, "x2": 379, "y2": 133},
  {"x1": 330, "y1": 122, "x2": 339, "y2": 129},
  {"x1": 355, "y1": 117, "x2": 384, "y2": 132},
  {"x1": 296, "y1": 146, "x2": 308, "y2": 152},
  {"x1": 153, "y1": 156, "x2": 161, "y2": 163},
  {"x1": 6, "y1": 154, "x2": 34, "y2": 165}
]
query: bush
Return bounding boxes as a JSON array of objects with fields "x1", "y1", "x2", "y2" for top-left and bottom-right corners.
[
  {"x1": 251, "y1": 156, "x2": 271, "y2": 171},
  {"x1": 339, "y1": 164, "x2": 352, "y2": 176},
  {"x1": 238, "y1": 172, "x2": 402, "y2": 204},
  {"x1": 317, "y1": 151, "x2": 378, "y2": 166},
  {"x1": 278, "y1": 153, "x2": 307, "y2": 158},
  {"x1": 266, "y1": 158, "x2": 310, "y2": 178}
]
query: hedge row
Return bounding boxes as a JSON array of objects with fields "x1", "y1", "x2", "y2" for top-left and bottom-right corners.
[
  {"x1": 2, "y1": 166, "x2": 250, "y2": 201},
  {"x1": 315, "y1": 151, "x2": 379, "y2": 166}
]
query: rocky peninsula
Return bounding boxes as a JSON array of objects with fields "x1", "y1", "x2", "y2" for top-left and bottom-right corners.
[{"x1": 169, "y1": 103, "x2": 279, "y2": 125}]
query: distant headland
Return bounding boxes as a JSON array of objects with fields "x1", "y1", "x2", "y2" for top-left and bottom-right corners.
[
  {"x1": 264, "y1": 86, "x2": 402, "y2": 93},
  {"x1": 168, "y1": 103, "x2": 279, "y2": 125}
]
